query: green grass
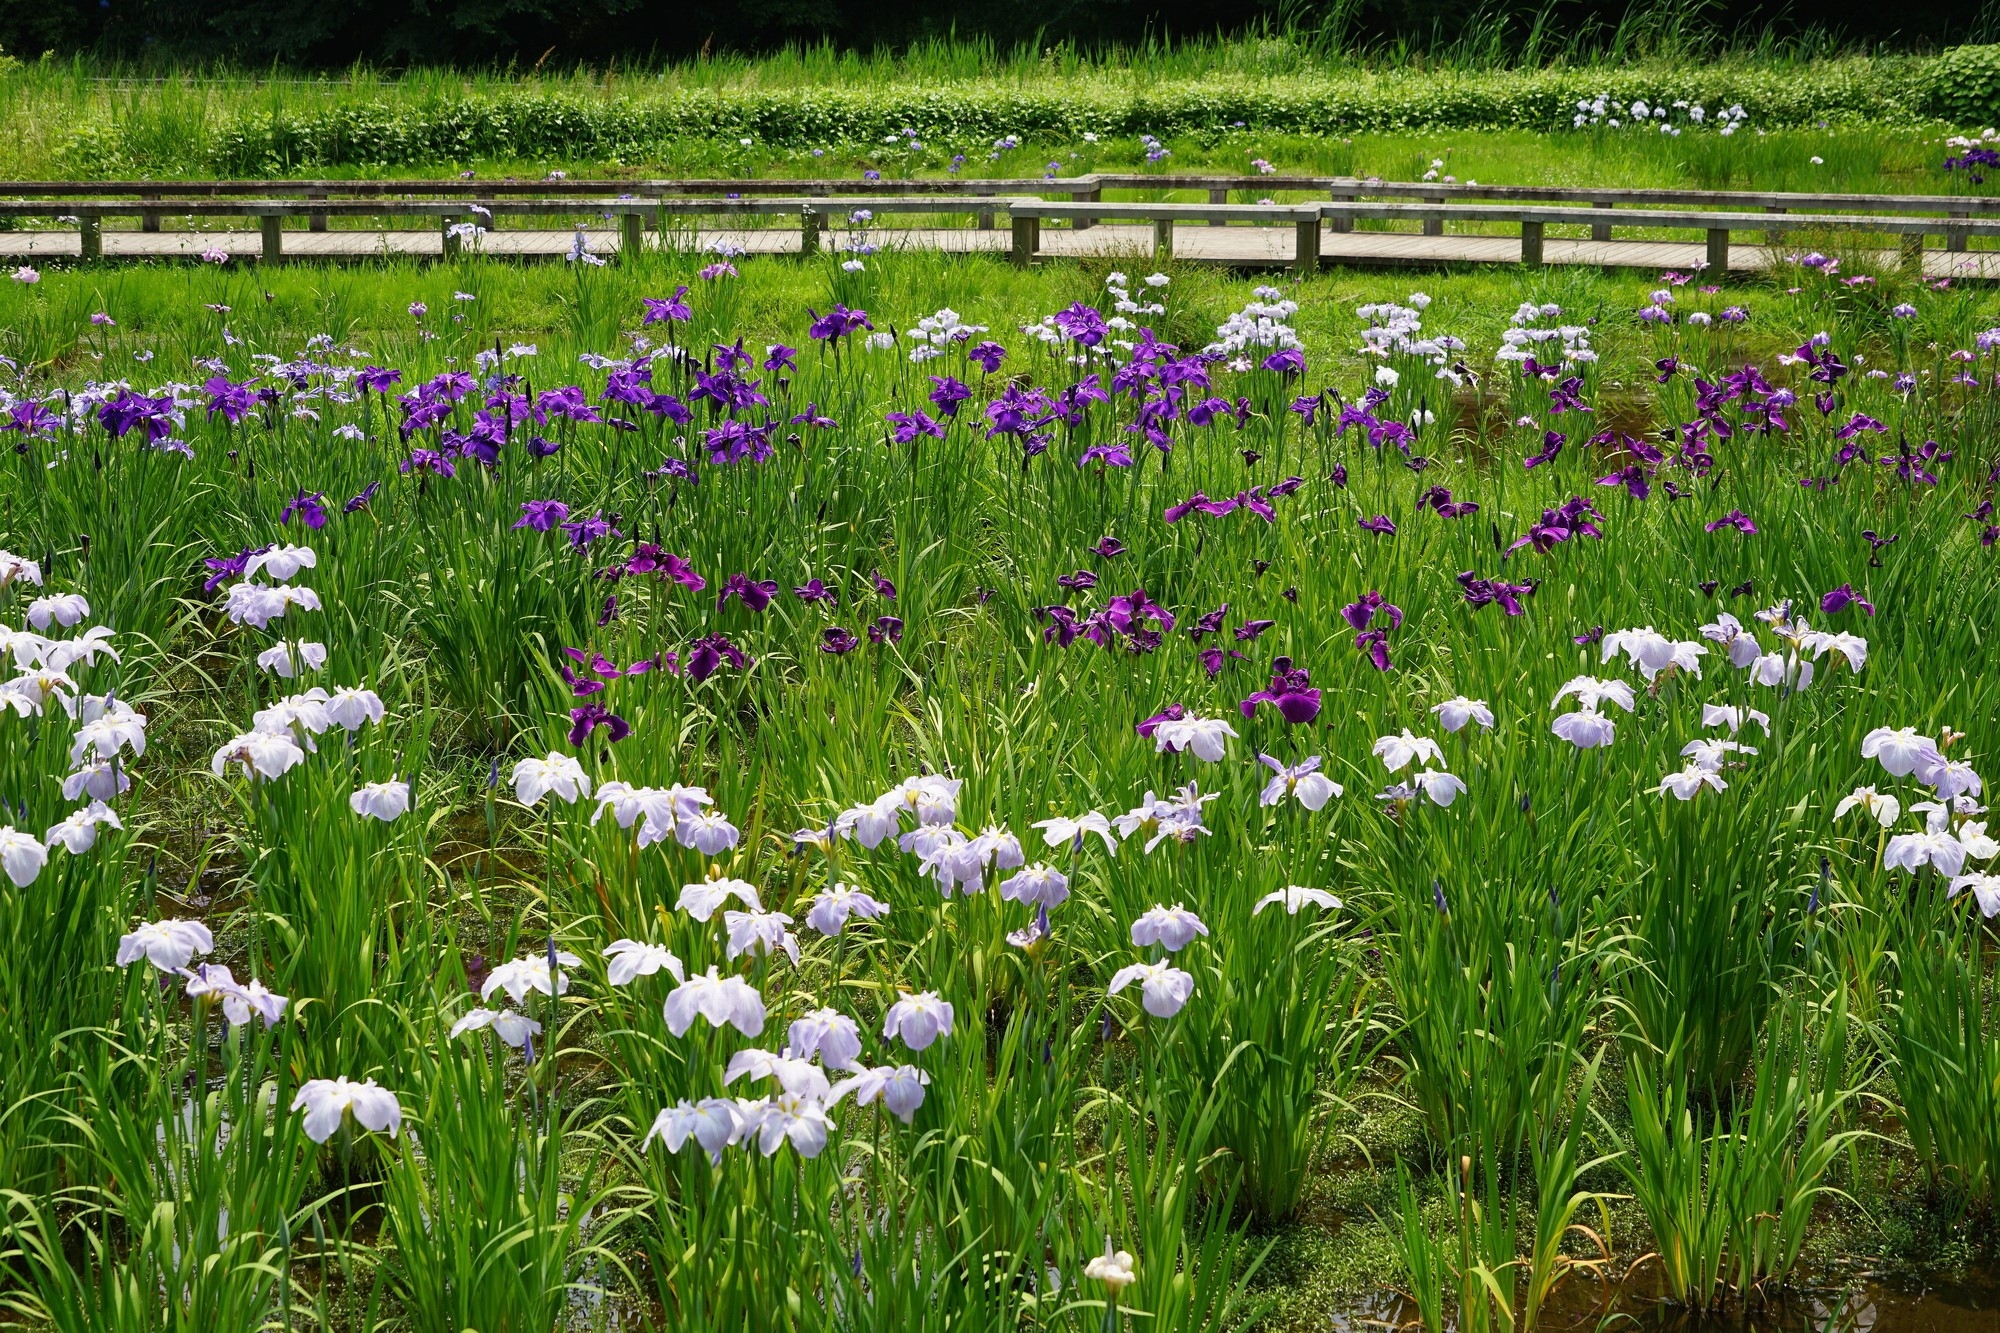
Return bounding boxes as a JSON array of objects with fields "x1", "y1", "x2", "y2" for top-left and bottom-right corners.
[{"x1": 1, "y1": 241, "x2": 1998, "y2": 1332}]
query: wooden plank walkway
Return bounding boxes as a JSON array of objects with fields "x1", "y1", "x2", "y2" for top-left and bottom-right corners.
[{"x1": 4, "y1": 223, "x2": 1997, "y2": 279}]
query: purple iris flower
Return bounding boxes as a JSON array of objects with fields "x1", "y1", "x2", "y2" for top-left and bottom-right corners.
[
  {"x1": 357, "y1": 366, "x2": 401, "y2": 394},
  {"x1": 1260, "y1": 348, "x2": 1306, "y2": 376},
  {"x1": 1235, "y1": 619, "x2": 1275, "y2": 641},
  {"x1": 1524, "y1": 431, "x2": 1564, "y2": 469},
  {"x1": 1341, "y1": 591, "x2": 1403, "y2": 632},
  {"x1": 1240, "y1": 657, "x2": 1322, "y2": 723},
  {"x1": 1353, "y1": 629, "x2": 1392, "y2": 671},
  {"x1": 1271, "y1": 475, "x2": 1306, "y2": 498},
  {"x1": 1038, "y1": 605, "x2": 1082, "y2": 647},
  {"x1": 203, "y1": 376, "x2": 258, "y2": 424},
  {"x1": 280, "y1": 490, "x2": 329, "y2": 530},
  {"x1": 871, "y1": 570, "x2": 897, "y2": 601},
  {"x1": 762, "y1": 344, "x2": 798, "y2": 374},
  {"x1": 560, "y1": 511, "x2": 621, "y2": 550},
  {"x1": 97, "y1": 390, "x2": 176, "y2": 443},
  {"x1": 1052, "y1": 303, "x2": 1108, "y2": 347},
  {"x1": 1188, "y1": 604, "x2": 1229, "y2": 640},
  {"x1": 568, "y1": 703, "x2": 630, "y2": 746},
  {"x1": 641, "y1": 288, "x2": 692, "y2": 325},
  {"x1": 1057, "y1": 570, "x2": 1098, "y2": 593},
  {"x1": 1136, "y1": 704, "x2": 1187, "y2": 738},
  {"x1": 1820, "y1": 584, "x2": 1875, "y2": 616},
  {"x1": 1596, "y1": 465, "x2": 1651, "y2": 500},
  {"x1": 202, "y1": 544, "x2": 270, "y2": 593},
  {"x1": 343, "y1": 481, "x2": 381, "y2": 513},
  {"x1": 794, "y1": 579, "x2": 839, "y2": 606},
  {"x1": 1458, "y1": 571, "x2": 1538, "y2": 616},
  {"x1": 6, "y1": 399, "x2": 59, "y2": 437},
  {"x1": 1704, "y1": 509, "x2": 1758, "y2": 535},
  {"x1": 1290, "y1": 394, "x2": 1323, "y2": 424},
  {"x1": 1357, "y1": 515, "x2": 1397, "y2": 536},
  {"x1": 969, "y1": 341, "x2": 1006, "y2": 373},
  {"x1": 686, "y1": 633, "x2": 749, "y2": 681},
  {"x1": 400, "y1": 448, "x2": 455, "y2": 477},
  {"x1": 928, "y1": 376, "x2": 972, "y2": 417},
  {"x1": 1089, "y1": 536, "x2": 1127, "y2": 559},
  {"x1": 887, "y1": 410, "x2": 946, "y2": 444},
  {"x1": 790, "y1": 403, "x2": 838, "y2": 429},
  {"x1": 703, "y1": 420, "x2": 775, "y2": 465},
  {"x1": 718, "y1": 573, "x2": 780, "y2": 613},
  {"x1": 807, "y1": 304, "x2": 874, "y2": 343},
  {"x1": 1200, "y1": 647, "x2": 1247, "y2": 677},
  {"x1": 515, "y1": 499, "x2": 570, "y2": 532},
  {"x1": 1079, "y1": 442, "x2": 1134, "y2": 467},
  {"x1": 659, "y1": 552, "x2": 706, "y2": 591},
  {"x1": 868, "y1": 616, "x2": 903, "y2": 644},
  {"x1": 820, "y1": 626, "x2": 860, "y2": 655}
]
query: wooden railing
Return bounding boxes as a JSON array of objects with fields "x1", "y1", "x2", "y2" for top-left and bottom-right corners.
[{"x1": 3, "y1": 180, "x2": 1998, "y2": 270}]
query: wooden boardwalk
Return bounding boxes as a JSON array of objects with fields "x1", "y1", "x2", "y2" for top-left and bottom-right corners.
[{"x1": 4, "y1": 223, "x2": 1998, "y2": 278}]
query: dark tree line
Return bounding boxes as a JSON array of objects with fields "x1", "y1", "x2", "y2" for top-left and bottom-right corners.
[{"x1": 0, "y1": 0, "x2": 1988, "y2": 67}]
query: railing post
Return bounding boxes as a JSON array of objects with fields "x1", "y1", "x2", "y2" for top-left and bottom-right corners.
[
  {"x1": 1948, "y1": 210, "x2": 1969, "y2": 253},
  {"x1": 79, "y1": 214, "x2": 102, "y2": 262},
  {"x1": 801, "y1": 206, "x2": 820, "y2": 257},
  {"x1": 1153, "y1": 218, "x2": 1174, "y2": 260},
  {"x1": 619, "y1": 209, "x2": 643, "y2": 261},
  {"x1": 1520, "y1": 219, "x2": 1544, "y2": 268},
  {"x1": 1591, "y1": 200, "x2": 1613, "y2": 243},
  {"x1": 1422, "y1": 192, "x2": 1444, "y2": 237},
  {"x1": 1705, "y1": 227, "x2": 1729, "y2": 275},
  {"x1": 1762, "y1": 205, "x2": 1787, "y2": 248},
  {"x1": 1901, "y1": 233, "x2": 1925, "y2": 277},
  {"x1": 1010, "y1": 214, "x2": 1035, "y2": 268},
  {"x1": 140, "y1": 191, "x2": 161, "y2": 234},
  {"x1": 308, "y1": 190, "x2": 328, "y2": 233},
  {"x1": 1293, "y1": 216, "x2": 1320, "y2": 274},
  {"x1": 260, "y1": 213, "x2": 283, "y2": 266},
  {"x1": 1208, "y1": 187, "x2": 1227, "y2": 227},
  {"x1": 1328, "y1": 188, "x2": 1354, "y2": 234},
  {"x1": 1074, "y1": 185, "x2": 1100, "y2": 232}
]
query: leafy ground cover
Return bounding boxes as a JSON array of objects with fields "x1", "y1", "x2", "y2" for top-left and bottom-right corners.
[{"x1": 0, "y1": 237, "x2": 1996, "y2": 1332}]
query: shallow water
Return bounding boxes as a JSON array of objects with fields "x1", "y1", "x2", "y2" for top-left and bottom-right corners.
[{"x1": 1323, "y1": 1272, "x2": 2000, "y2": 1332}]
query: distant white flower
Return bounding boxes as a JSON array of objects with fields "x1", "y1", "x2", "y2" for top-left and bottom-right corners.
[
  {"x1": 256, "y1": 641, "x2": 327, "y2": 678},
  {"x1": 643, "y1": 1099, "x2": 746, "y2": 1164},
  {"x1": 1884, "y1": 829, "x2": 1968, "y2": 878},
  {"x1": 1861, "y1": 727, "x2": 1940, "y2": 778},
  {"x1": 788, "y1": 1009, "x2": 864, "y2": 1071},
  {"x1": 602, "y1": 939, "x2": 684, "y2": 986},
  {"x1": 1431, "y1": 697, "x2": 1494, "y2": 733},
  {"x1": 481, "y1": 951, "x2": 581, "y2": 1004},
  {"x1": 1257, "y1": 754, "x2": 1341, "y2": 810},
  {"x1": 1130, "y1": 903, "x2": 1208, "y2": 952},
  {"x1": 724, "y1": 1048, "x2": 832, "y2": 1101},
  {"x1": 1656, "y1": 764, "x2": 1727, "y2": 800},
  {"x1": 1031, "y1": 810, "x2": 1118, "y2": 852},
  {"x1": 449, "y1": 1006, "x2": 541, "y2": 1048},
  {"x1": 324, "y1": 687, "x2": 386, "y2": 730},
  {"x1": 1701, "y1": 703, "x2": 1770, "y2": 734},
  {"x1": 1749, "y1": 651, "x2": 1813, "y2": 691},
  {"x1": 882, "y1": 991, "x2": 954, "y2": 1051},
  {"x1": 117, "y1": 918, "x2": 213, "y2": 971},
  {"x1": 678, "y1": 876, "x2": 761, "y2": 922},
  {"x1": 1948, "y1": 872, "x2": 2000, "y2": 917},
  {"x1": 1253, "y1": 885, "x2": 1342, "y2": 915},
  {"x1": 1152, "y1": 714, "x2": 1236, "y2": 762},
  {"x1": 1551, "y1": 676, "x2": 1637, "y2": 713},
  {"x1": 243, "y1": 545, "x2": 317, "y2": 583},
  {"x1": 349, "y1": 780, "x2": 410, "y2": 821},
  {"x1": 1373, "y1": 731, "x2": 1443, "y2": 772},
  {"x1": 1602, "y1": 627, "x2": 1707, "y2": 681},
  {"x1": 1085, "y1": 1242, "x2": 1138, "y2": 1294},
  {"x1": 0, "y1": 826, "x2": 47, "y2": 886},
  {"x1": 676, "y1": 809, "x2": 741, "y2": 854},
  {"x1": 998, "y1": 862, "x2": 1071, "y2": 909},
  {"x1": 746, "y1": 1092, "x2": 834, "y2": 1158},
  {"x1": 1411, "y1": 770, "x2": 1467, "y2": 806},
  {"x1": 1834, "y1": 785, "x2": 1900, "y2": 828},
  {"x1": 512, "y1": 753, "x2": 591, "y2": 805},
  {"x1": 64, "y1": 761, "x2": 131, "y2": 803},
  {"x1": 663, "y1": 968, "x2": 766, "y2": 1037},
  {"x1": 180, "y1": 964, "x2": 286, "y2": 1027},
  {"x1": 803, "y1": 883, "x2": 889, "y2": 936},
  {"x1": 1804, "y1": 631, "x2": 1868, "y2": 673},
  {"x1": 1109, "y1": 959, "x2": 1194, "y2": 1017},
  {"x1": 1923, "y1": 759, "x2": 1984, "y2": 802},
  {"x1": 1680, "y1": 738, "x2": 1755, "y2": 771},
  {"x1": 0, "y1": 551, "x2": 43, "y2": 589},
  {"x1": 723, "y1": 908, "x2": 800, "y2": 965},
  {"x1": 292, "y1": 1077, "x2": 402, "y2": 1144},
  {"x1": 44, "y1": 801, "x2": 121, "y2": 854},
  {"x1": 1551, "y1": 710, "x2": 1616, "y2": 749},
  {"x1": 26, "y1": 593, "x2": 89, "y2": 630},
  {"x1": 829, "y1": 1064, "x2": 930, "y2": 1122},
  {"x1": 211, "y1": 730, "x2": 306, "y2": 780}
]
